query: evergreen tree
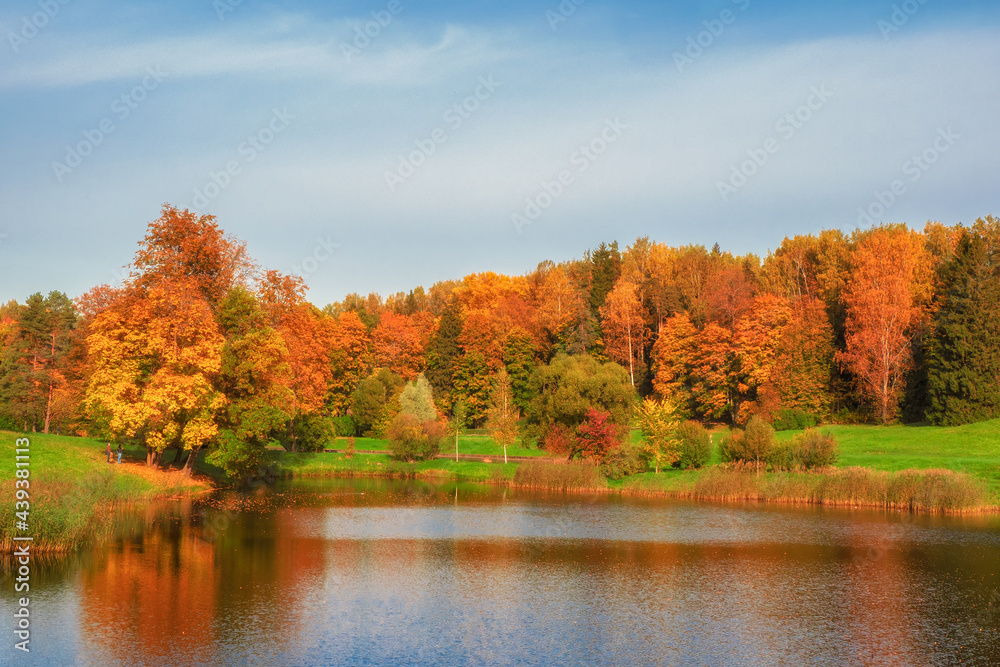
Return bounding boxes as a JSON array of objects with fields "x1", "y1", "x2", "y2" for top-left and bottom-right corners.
[
  {"x1": 925, "y1": 230, "x2": 1000, "y2": 425},
  {"x1": 425, "y1": 299, "x2": 462, "y2": 404},
  {"x1": 588, "y1": 241, "x2": 621, "y2": 315}
]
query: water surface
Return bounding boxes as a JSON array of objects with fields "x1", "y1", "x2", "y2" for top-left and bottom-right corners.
[{"x1": 3, "y1": 477, "x2": 999, "y2": 666}]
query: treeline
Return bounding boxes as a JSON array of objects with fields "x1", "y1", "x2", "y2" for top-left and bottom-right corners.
[{"x1": 1, "y1": 206, "x2": 998, "y2": 477}]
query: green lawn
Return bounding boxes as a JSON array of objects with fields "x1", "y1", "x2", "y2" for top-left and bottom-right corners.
[
  {"x1": 268, "y1": 450, "x2": 515, "y2": 483},
  {"x1": 819, "y1": 420, "x2": 1000, "y2": 496},
  {"x1": 328, "y1": 434, "x2": 547, "y2": 458},
  {"x1": 0, "y1": 431, "x2": 210, "y2": 551}
]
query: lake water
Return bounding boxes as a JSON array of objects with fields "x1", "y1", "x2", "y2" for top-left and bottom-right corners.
[{"x1": 3, "y1": 477, "x2": 999, "y2": 666}]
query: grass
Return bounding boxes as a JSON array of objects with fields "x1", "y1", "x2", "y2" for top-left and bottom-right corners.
[
  {"x1": 279, "y1": 418, "x2": 1000, "y2": 512},
  {"x1": 0, "y1": 431, "x2": 211, "y2": 552},
  {"x1": 622, "y1": 465, "x2": 992, "y2": 512},
  {"x1": 327, "y1": 434, "x2": 547, "y2": 459}
]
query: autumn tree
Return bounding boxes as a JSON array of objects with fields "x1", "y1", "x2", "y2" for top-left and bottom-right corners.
[
  {"x1": 651, "y1": 312, "x2": 698, "y2": 409},
  {"x1": 573, "y1": 408, "x2": 622, "y2": 463},
  {"x1": 599, "y1": 280, "x2": 650, "y2": 387},
  {"x1": 837, "y1": 227, "x2": 929, "y2": 423},
  {"x1": 690, "y1": 322, "x2": 734, "y2": 421},
  {"x1": 371, "y1": 311, "x2": 434, "y2": 380},
  {"x1": 327, "y1": 310, "x2": 371, "y2": 415},
  {"x1": 259, "y1": 270, "x2": 335, "y2": 450},
  {"x1": 86, "y1": 279, "x2": 226, "y2": 468},
  {"x1": 636, "y1": 397, "x2": 684, "y2": 473},
  {"x1": 486, "y1": 367, "x2": 520, "y2": 463},
  {"x1": 131, "y1": 204, "x2": 254, "y2": 309},
  {"x1": 770, "y1": 298, "x2": 835, "y2": 418}
]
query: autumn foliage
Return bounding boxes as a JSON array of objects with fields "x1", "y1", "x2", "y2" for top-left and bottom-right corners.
[{"x1": 2, "y1": 206, "x2": 999, "y2": 476}]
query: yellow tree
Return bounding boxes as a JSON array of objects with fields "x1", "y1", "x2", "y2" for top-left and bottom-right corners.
[
  {"x1": 599, "y1": 280, "x2": 650, "y2": 387},
  {"x1": 86, "y1": 280, "x2": 225, "y2": 468},
  {"x1": 636, "y1": 397, "x2": 684, "y2": 473},
  {"x1": 485, "y1": 367, "x2": 519, "y2": 464}
]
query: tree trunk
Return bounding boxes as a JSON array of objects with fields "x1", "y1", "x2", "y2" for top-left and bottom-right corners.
[
  {"x1": 44, "y1": 382, "x2": 52, "y2": 434},
  {"x1": 183, "y1": 447, "x2": 199, "y2": 475}
]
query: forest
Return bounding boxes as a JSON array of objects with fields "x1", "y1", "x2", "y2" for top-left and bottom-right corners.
[{"x1": 1, "y1": 205, "x2": 998, "y2": 479}]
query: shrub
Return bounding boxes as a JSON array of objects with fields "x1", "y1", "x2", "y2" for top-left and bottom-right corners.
[
  {"x1": 541, "y1": 424, "x2": 576, "y2": 458},
  {"x1": 795, "y1": 429, "x2": 839, "y2": 469},
  {"x1": 345, "y1": 436, "x2": 356, "y2": 459},
  {"x1": 720, "y1": 416, "x2": 774, "y2": 470},
  {"x1": 599, "y1": 444, "x2": 647, "y2": 480},
  {"x1": 332, "y1": 415, "x2": 356, "y2": 437},
  {"x1": 772, "y1": 408, "x2": 819, "y2": 431},
  {"x1": 574, "y1": 408, "x2": 622, "y2": 463},
  {"x1": 766, "y1": 439, "x2": 801, "y2": 471},
  {"x1": 276, "y1": 414, "x2": 332, "y2": 452},
  {"x1": 675, "y1": 421, "x2": 712, "y2": 469},
  {"x1": 387, "y1": 413, "x2": 445, "y2": 462}
]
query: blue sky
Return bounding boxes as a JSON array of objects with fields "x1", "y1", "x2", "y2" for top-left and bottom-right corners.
[{"x1": 1, "y1": 0, "x2": 998, "y2": 307}]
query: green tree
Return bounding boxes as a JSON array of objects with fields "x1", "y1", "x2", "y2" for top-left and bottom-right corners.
[
  {"x1": 425, "y1": 299, "x2": 463, "y2": 405},
  {"x1": 925, "y1": 226, "x2": 1000, "y2": 425},
  {"x1": 588, "y1": 241, "x2": 621, "y2": 315},
  {"x1": 209, "y1": 287, "x2": 294, "y2": 479},
  {"x1": 720, "y1": 415, "x2": 774, "y2": 473},
  {"x1": 350, "y1": 368, "x2": 404, "y2": 436},
  {"x1": 400, "y1": 373, "x2": 438, "y2": 422},
  {"x1": 0, "y1": 292, "x2": 77, "y2": 433},
  {"x1": 524, "y1": 353, "x2": 634, "y2": 444},
  {"x1": 501, "y1": 329, "x2": 537, "y2": 410}
]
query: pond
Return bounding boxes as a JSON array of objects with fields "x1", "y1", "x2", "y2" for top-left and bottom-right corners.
[{"x1": 3, "y1": 477, "x2": 999, "y2": 666}]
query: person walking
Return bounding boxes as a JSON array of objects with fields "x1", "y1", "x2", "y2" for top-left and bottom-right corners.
[
  {"x1": 106, "y1": 442, "x2": 112, "y2": 464},
  {"x1": 117, "y1": 444, "x2": 124, "y2": 465}
]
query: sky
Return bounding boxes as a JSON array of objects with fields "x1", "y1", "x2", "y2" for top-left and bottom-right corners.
[{"x1": 1, "y1": 0, "x2": 998, "y2": 307}]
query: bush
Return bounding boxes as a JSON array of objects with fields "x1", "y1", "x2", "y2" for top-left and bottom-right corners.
[
  {"x1": 599, "y1": 444, "x2": 647, "y2": 480},
  {"x1": 331, "y1": 415, "x2": 356, "y2": 437},
  {"x1": 387, "y1": 413, "x2": 445, "y2": 462},
  {"x1": 766, "y1": 439, "x2": 801, "y2": 471},
  {"x1": 675, "y1": 421, "x2": 712, "y2": 469},
  {"x1": 275, "y1": 414, "x2": 332, "y2": 452},
  {"x1": 795, "y1": 429, "x2": 839, "y2": 469},
  {"x1": 772, "y1": 409, "x2": 819, "y2": 431},
  {"x1": 720, "y1": 416, "x2": 774, "y2": 469}
]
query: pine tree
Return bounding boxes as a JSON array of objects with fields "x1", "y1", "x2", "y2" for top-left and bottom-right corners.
[
  {"x1": 925, "y1": 229, "x2": 1000, "y2": 425},
  {"x1": 425, "y1": 299, "x2": 463, "y2": 404}
]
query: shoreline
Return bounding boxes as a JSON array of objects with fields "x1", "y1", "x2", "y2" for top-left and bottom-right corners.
[{"x1": 270, "y1": 458, "x2": 1000, "y2": 516}]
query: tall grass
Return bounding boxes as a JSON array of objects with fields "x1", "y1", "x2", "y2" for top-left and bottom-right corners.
[
  {"x1": 511, "y1": 461, "x2": 606, "y2": 492},
  {"x1": 627, "y1": 463, "x2": 992, "y2": 513}
]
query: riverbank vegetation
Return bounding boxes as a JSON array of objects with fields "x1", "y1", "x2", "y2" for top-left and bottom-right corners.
[{"x1": 0, "y1": 432, "x2": 210, "y2": 552}]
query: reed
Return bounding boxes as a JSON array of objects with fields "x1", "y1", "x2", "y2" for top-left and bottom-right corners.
[
  {"x1": 625, "y1": 463, "x2": 994, "y2": 513},
  {"x1": 511, "y1": 461, "x2": 606, "y2": 492}
]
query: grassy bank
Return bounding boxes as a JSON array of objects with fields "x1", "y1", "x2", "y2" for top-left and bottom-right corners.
[
  {"x1": 0, "y1": 432, "x2": 211, "y2": 552},
  {"x1": 276, "y1": 418, "x2": 1000, "y2": 513}
]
